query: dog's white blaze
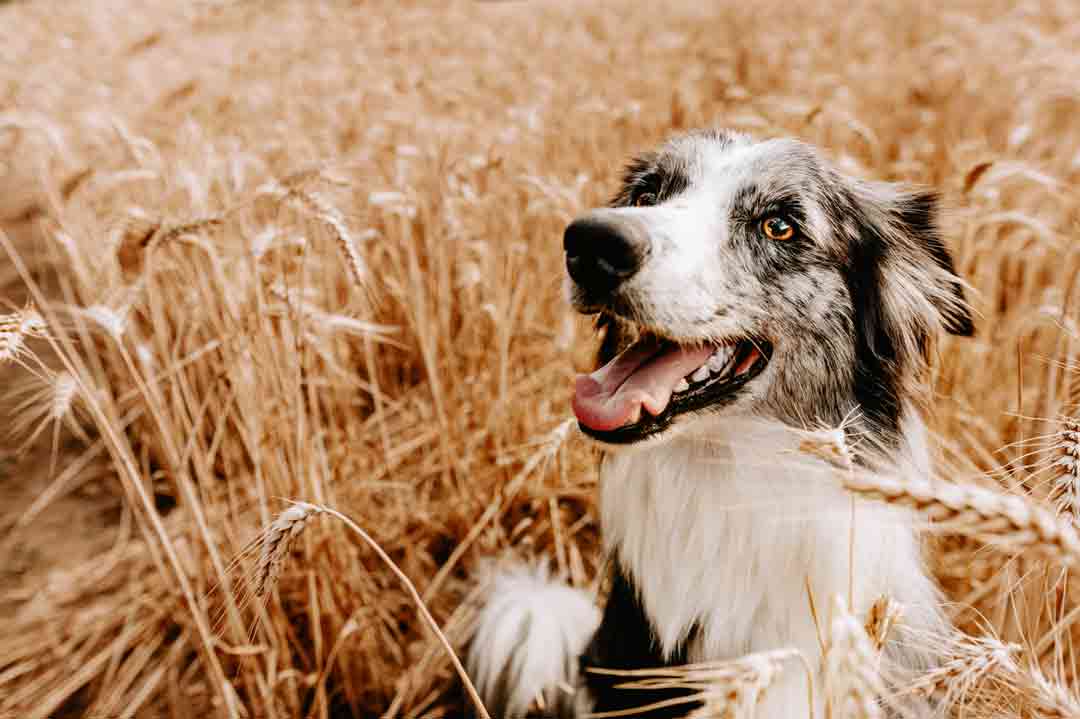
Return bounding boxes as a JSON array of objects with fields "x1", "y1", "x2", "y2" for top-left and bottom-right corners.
[
  {"x1": 601, "y1": 411, "x2": 945, "y2": 716},
  {"x1": 616, "y1": 143, "x2": 784, "y2": 340}
]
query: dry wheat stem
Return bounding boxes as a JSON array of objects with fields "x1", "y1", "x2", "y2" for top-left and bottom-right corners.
[{"x1": 423, "y1": 417, "x2": 575, "y2": 603}]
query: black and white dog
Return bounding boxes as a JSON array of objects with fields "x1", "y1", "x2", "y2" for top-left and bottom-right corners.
[{"x1": 467, "y1": 129, "x2": 972, "y2": 718}]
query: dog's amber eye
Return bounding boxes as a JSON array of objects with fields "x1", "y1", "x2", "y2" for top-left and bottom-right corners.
[
  {"x1": 634, "y1": 192, "x2": 656, "y2": 207},
  {"x1": 762, "y1": 216, "x2": 795, "y2": 240}
]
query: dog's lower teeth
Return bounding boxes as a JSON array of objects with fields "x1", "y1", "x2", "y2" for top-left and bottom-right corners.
[
  {"x1": 674, "y1": 378, "x2": 690, "y2": 393},
  {"x1": 690, "y1": 366, "x2": 710, "y2": 383}
]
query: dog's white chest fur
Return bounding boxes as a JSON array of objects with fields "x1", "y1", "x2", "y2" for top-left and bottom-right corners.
[{"x1": 600, "y1": 419, "x2": 942, "y2": 701}]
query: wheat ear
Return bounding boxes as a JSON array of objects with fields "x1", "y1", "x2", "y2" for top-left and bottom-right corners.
[
  {"x1": 863, "y1": 595, "x2": 904, "y2": 654},
  {"x1": 1020, "y1": 664, "x2": 1080, "y2": 718},
  {"x1": 252, "y1": 501, "x2": 491, "y2": 719},
  {"x1": 904, "y1": 635, "x2": 1017, "y2": 702},
  {"x1": 260, "y1": 180, "x2": 367, "y2": 286},
  {"x1": 586, "y1": 648, "x2": 805, "y2": 718},
  {"x1": 0, "y1": 305, "x2": 47, "y2": 364},
  {"x1": 840, "y1": 474, "x2": 1080, "y2": 566},
  {"x1": 253, "y1": 502, "x2": 323, "y2": 598},
  {"x1": 1052, "y1": 416, "x2": 1080, "y2": 521},
  {"x1": 824, "y1": 595, "x2": 884, "y2": 719}
]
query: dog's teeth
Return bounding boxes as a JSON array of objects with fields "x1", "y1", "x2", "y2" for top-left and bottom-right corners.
[
  {"x1": 690, "y1": 366, "x2": 710, "y2": 383},
  {"x1": 707, "y1": 345, "x2": 734, "y2": 373},
  {"x1": 674, "y1": 378, "x2": 690, "y2": 393}
]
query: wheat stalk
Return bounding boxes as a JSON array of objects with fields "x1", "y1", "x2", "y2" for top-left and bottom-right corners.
[
  {"x1": 840, "y1": 473, "x2": 1080, "y2": 566},
  {"x1": 252, "y1": 501, "x2": 491, "y2": 719},
  {"x1": 151, "y1": 216, "x2": 225, "y2": 246}
]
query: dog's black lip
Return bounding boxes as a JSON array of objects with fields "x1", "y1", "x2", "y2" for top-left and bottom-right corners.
[{"x1": 578, "y1": 339, "x2": 773, "y2": 445}]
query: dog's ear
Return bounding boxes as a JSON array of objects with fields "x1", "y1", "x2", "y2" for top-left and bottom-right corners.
[
  {"x1": 846, "y1": 185, "x2": 973, "y2": 371},
  {"x1": 889, "y1": 190, "x2": 974, "y2": 337}
]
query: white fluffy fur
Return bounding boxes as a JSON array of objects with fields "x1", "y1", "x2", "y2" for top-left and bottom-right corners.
[
  {"x1": 470, "y1": 413, "x2": 944, "y2": 718},
  {"x1": 600, "y1": 412, "x2": 945, "y2": 717},
  {"x1": 467, "y1": 564, "x2": 600, "y2": 717}
]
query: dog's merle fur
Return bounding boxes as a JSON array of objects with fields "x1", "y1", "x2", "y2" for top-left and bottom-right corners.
[{"x1": 467, "y1": 129, "x2": 972, "y2": 718}]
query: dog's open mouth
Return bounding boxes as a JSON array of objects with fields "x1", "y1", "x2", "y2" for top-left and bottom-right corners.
[{"x1": 572, "y1": 334, "x2": 772, "y2": 443}]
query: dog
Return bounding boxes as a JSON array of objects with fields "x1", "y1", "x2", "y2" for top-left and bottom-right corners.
[{"x1": 466, "y1": 129, "x2": 973, "y2": 718}]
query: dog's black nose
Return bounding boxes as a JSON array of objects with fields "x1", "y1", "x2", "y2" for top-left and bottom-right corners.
[{"x1": 563, "y1": 217, "x2": 643, "y2": 296}]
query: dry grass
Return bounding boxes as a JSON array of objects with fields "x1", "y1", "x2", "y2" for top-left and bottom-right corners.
[{"x1": 2, "y1": 0, "x2": 1080, "y2": 717}]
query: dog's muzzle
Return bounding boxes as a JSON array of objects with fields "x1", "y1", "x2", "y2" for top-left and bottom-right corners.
[{"x1": 563, "y1": 212, "x2": 647, "y2": 301}]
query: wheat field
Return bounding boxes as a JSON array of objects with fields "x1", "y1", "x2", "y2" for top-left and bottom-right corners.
[{"x1": 1, "y1": 0, "x2": 1080, "y2": 717}]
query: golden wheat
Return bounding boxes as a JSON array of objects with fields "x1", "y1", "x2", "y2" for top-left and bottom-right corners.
[
  {"x1": 1052, "y1": 416, "x2": 1080, "y2": 521},
  {"x1": 2, "y1": 0, "x2": 1080, "y2": 716},
  {"x1": 586, "y1": 649, "x2": 805, "y2": 719},
  {"x1": 863, "y1": 595, "x2": 904, "y2": 655},
  {"x1": 823, "y1": 596, "x2": 884, "y2": 719},
  {"x1": 842, "y1": 473, "x2": 1080, "y2": 566},
  {"x1": 252, "y1": 501, "x2": 323, "y2": 599},
  {"x1": 0, "y1": 305, "x2": 46, "y2": 365},
  {"x1": 905, "y1": 635, "x2": 1018, "y2": 703},
  {"x1": 252, "y1": 501, "x2": 491, "y2": 719}
]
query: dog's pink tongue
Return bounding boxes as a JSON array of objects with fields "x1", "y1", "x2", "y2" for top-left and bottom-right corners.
[{"x1": 573, "y1": 339, "x2": 714, "y2": 432}]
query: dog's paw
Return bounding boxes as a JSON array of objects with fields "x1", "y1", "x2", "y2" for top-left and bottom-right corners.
[{"x1": 466, "y1": 563, "x2": 600, "y2": 717}]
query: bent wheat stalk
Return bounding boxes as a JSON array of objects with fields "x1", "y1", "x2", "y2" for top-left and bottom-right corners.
[{"x1": 254, "y1": 501, "x2": 491, "y2": 719}]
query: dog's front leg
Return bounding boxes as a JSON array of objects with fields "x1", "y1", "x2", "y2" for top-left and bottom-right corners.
[{"x1": 579, "y1": 565, "x2": 699, "y2": 718}]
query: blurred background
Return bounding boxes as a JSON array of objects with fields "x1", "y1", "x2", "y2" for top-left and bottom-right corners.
[{"x1": 1, "y1": 1, "x2": 1079, "y2": 717}]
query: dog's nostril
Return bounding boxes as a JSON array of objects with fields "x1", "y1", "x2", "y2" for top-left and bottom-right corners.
[{"x1": 563, "y1": 217, "x2": 642, "y2": 295}]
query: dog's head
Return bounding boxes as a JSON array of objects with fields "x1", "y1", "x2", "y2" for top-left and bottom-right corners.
[{"x1": 566, "y1": 129, "x2": 973, "y2": 447}]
